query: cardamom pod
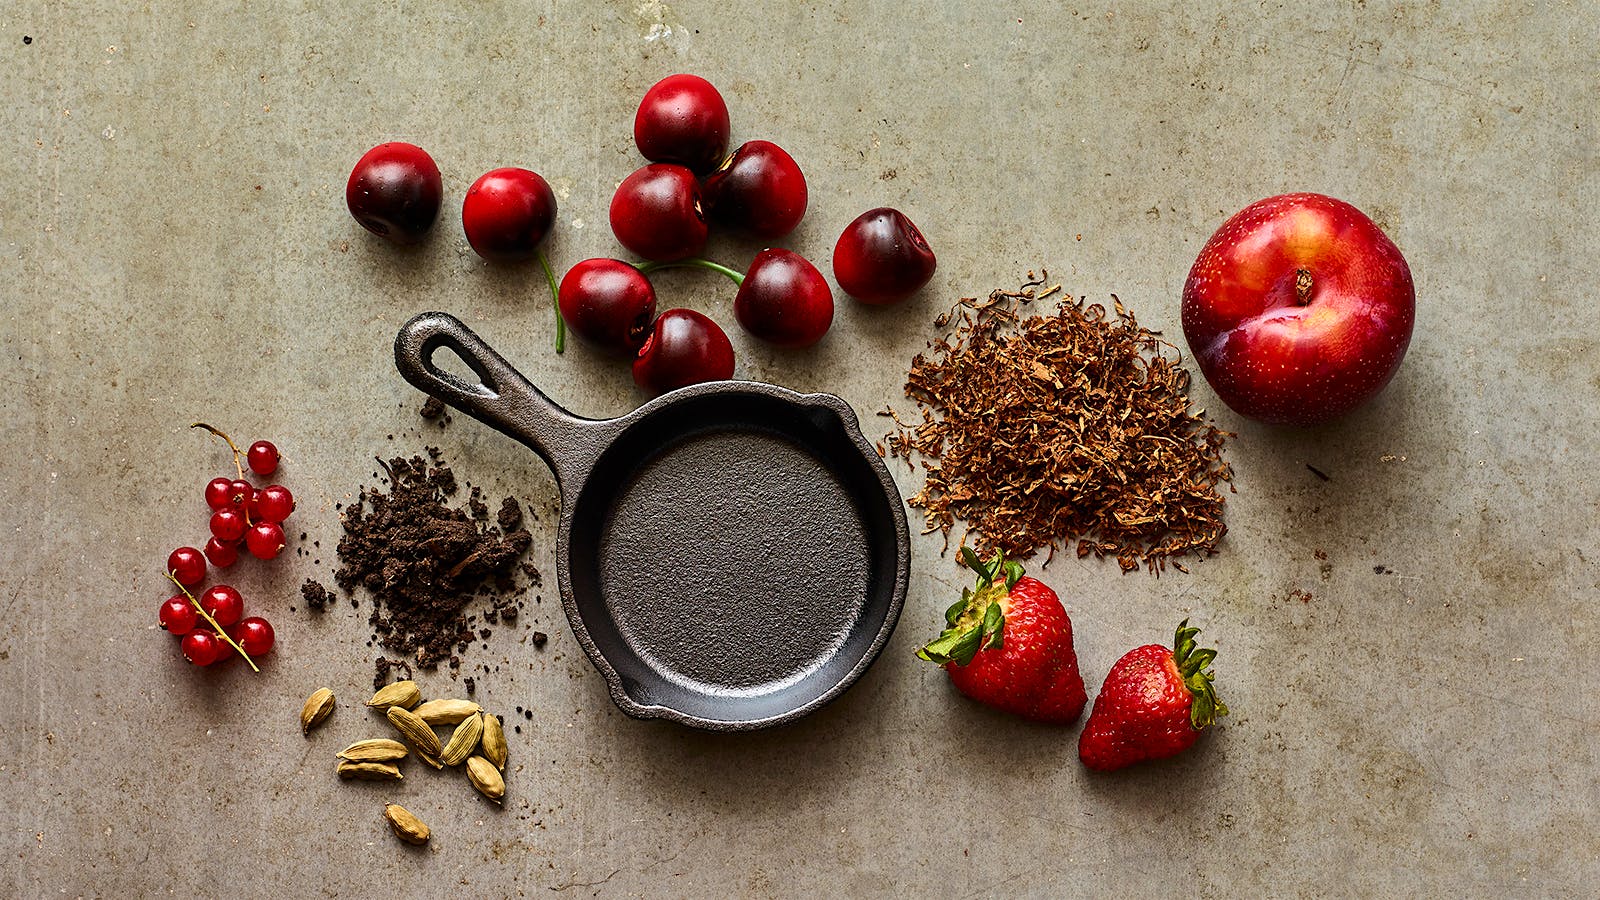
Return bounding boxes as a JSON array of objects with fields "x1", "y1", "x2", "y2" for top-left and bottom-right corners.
[
  {"x1": 337, "y1": 738, "x2": 409, "y2": 763},
  {"x1": 439, "y1": 713, "x2": 483, "y2": 766},
  {"x1": 480, "y1": 713, "x2": 507, "y2": 771},
  {"x1": 384, "y1": 803, "x2": 430, "y2": 845},
  {"x1": 336, "y1": 760, "x2": 403, "y2": 781},
  {"x1": 413, "y1": 698, "x2": 482, "y2": 725},
  {"x1": 300, "y1": 688, "x2": 335, "y2": 735},
  {"x1": 465, "y1": 755, "x2": 504, "y2": 803},
  {"x1": 366, "y1": 680, "x2": 421, "y2": 710},
  {"x1": 386, "y1": 706, "x2": 442, "y2": 758}
]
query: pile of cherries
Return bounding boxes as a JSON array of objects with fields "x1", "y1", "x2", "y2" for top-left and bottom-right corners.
[
  {"x1": 345, "y1": 73, "x2": 937, "y2": 396},
  {"x1": 156, "y1": 428, "x2": 290, "y2": 668}
]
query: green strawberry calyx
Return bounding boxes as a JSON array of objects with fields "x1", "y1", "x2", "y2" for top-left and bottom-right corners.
[
  {"x1": 915, "y1": 547, "x2": 1022, "y2": 667},
  {"x1": 1172, "y1": 619, "x2": 1229, "y2": 731}
]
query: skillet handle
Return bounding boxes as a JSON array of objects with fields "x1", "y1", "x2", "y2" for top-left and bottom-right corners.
[{"x1": 395, "y1": 311, "x2": 591, "y2": 488}]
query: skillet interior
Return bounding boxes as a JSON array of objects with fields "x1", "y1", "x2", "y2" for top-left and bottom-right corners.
[{"x1": 564, "y1": 390, "x2": 901, "y2": 726}]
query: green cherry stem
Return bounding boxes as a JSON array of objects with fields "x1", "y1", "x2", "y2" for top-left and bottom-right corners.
[
  {"x1": 166, "y1": 570, "x2": 259, "y2": 672},
  {"x1": 634, "y1": 257, "x2": 746, "y2": 286},
  {"x1": 537, "y1": 250, "x2": 565, "y2": 354}
]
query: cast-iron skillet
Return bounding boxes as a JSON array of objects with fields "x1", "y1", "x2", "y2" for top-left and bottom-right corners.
[{"x1": 395, "y1": 312, "x2": 909, "y2": 731}]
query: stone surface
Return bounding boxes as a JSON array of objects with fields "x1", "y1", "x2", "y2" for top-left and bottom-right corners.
[{"x1": 3, "y1": 1, "x2": 1597, "y2": 895}]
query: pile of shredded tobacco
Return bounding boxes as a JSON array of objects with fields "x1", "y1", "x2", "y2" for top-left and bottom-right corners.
[{"x1": 883, "y1": 273, "x2": 1233, "y2": 574}]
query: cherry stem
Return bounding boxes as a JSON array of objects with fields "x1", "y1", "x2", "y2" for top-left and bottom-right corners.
[
  {"x1": 1294, "y1": 268, "x2": 1313, "y2": 305},
  {"x1": 537, "y1": 250, "x2": 565, "y2": 354},
  {"x1": 191, "y1": 422, "x2": 245, "y2": 480},
  {"x1": 165, "y1": 570, "x2": 259, "y2": 673},
  {"x1": 635, "y1": 257, "x2": 745, "y2": 286}
]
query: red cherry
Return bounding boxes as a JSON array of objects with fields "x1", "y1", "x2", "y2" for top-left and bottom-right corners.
[
  {"x1": 199, "y1": 585, "x2": 244, "y2": 628},
  {"x1": 832, "y1": 207, "x2": 937, "y2": 305},
  {"x1": 733, "y1": 249, "x2": 834, "y2": 348},
  {"x1": 632, "y1": 309, "x2": 734, "y2": 397},
  {"x1": 245, "y1": 521, "x2": 285, "y2": 560},
  {"x1": 247, "y1": 440, "x2": 279, "y2": 475},
  {"x1": 204, "y1": 537, "x2": 240, "y2": 568},
  {"x1": 181, "y1": 630, "x2": 223, "y2": 666},
  {"x1": 159, "y1": 596, "x2": 198, "y2": 636},
  {"x1": 703, "y1": 141, "x2": 808, "y2": 239},
  {"x1": 633, "y1": 74, "x2": 731, "y2": 175},
  {"x1": 345, "y1": 142, "x2": 443, "y2": 245},
  {"x1": 609, "y1": 164, "x2": 707, "y2": 262},
  {"x1": 558, "y1": 258, "x2": 658, "y2": 356},
  {"x1": 229, "y1": 617, "x2": 275, "y2": 657},
  {"x1": 462, "y1": 167, "x2": 558, "y2": 262},
  {"x1": 209, "y1": 508, "x2": 247, "y2": 542},
  {"x1": 205, "y1": 477, "x2": 233, "y2": 511},
  {"x1": 255, "y1": 484, "x2": 295, "y2": 524},
  {"x1": 167, "y1": 547, "x2": 206, "y2": 587}
]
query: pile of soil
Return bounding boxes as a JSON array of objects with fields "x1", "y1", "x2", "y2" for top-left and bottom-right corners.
[{"x1": 323, "y1": 448, "x2": 535, "y2": 670}]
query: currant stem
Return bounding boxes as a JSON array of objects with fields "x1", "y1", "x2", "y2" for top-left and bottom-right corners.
[
  {"x1": 635, "y1": 257, "x2": 746, "y2": 286},
  {"x1": 191, "y1": 422, "x2": 245, "y2": 480},
  {"x1": 537, "y1": 250, "x2": 565, "y2": 354},
  {"x1": 166, "y1": 570, "x2": 259, "y2": 673}
]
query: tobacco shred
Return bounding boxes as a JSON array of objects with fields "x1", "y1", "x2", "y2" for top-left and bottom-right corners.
[{"x1": 884, "y1": 273, "x2": 1234, "y2": 574}]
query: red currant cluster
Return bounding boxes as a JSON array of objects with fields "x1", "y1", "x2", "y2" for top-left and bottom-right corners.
[{"x1": 156, "y1": 424, "x2": 293, "y2": 668}]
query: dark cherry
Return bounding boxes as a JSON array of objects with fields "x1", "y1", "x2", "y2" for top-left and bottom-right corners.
[
  {"x1": 703, "y1": 140, "x2": 808, "y2": 240},
  {"x1": 634, "y1": 74, "x2": 731, "y2": 175},
  {"x1": 832, "y1": 207, "x2": 937, "y2": 305},
  {"x1": 345, "y1": 142, "x2": 443, "y2": 245},
  {"x1": 632, "y1": 309, "x2": 734, "y2": 396},
  {"x1": 462, "y1": 167, "x2": 558, "y2": 262},
  {"x1": 559, "y1": 258, "x2": 658, "y2": 356},
  {"x1": 734, "y1": 249, "x2": 834, "y2": 348},
  {"x1": 610, "y1": 164, "x2": 707, "y2": 262}
]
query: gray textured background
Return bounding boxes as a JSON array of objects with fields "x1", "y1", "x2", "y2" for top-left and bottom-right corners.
[{"x1": 4, "y1": 1, "x2": 1597, "y2": 896}]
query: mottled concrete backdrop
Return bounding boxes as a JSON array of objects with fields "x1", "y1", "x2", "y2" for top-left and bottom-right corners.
[{"x1": 3, "y1": 1, "x2": 1596, "y2": 896}]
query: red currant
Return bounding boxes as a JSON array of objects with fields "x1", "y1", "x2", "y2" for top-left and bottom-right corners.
[
  {"x1": 199, "y1": 584, "x2": 244, "y2": 627},
  {"x1": 167, "y1": 547, "x2": 206, "y2": 587},
  {"x1": 204, "y1": 536, "x2": 239, "y2": 568},
  {"x1": 209, "y1": 508, "x2": 247, "y2": 542},
  {"x1": 227, "y1": 479, "x2": 255, "y2": 510},
  {"x1": 229, "y1": 617, "x2": 275, "y2": 656},
  {"x1": 246, "y1": 521, "x2": 285, "y2": 560},
  {"x1": 255, "y1": 485, "x2": 295, "y2": 524},
  {"x1": 205, "y1": 477, "x2": 233, "y2": 510},
  {"x1": 159, "y1": 596, "x2": 198, "y2": 635},
  {"x1": 247, "y1": 440, "x2": 279, "y2": 475},
  {"x1": 181, "y1": 630, "x2": 223, "y2": 666}
]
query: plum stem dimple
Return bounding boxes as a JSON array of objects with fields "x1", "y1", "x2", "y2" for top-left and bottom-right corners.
[
  {"x1": 538, "y1": 250, "x2": 565, "y2": 354},
  {"x1": 635, "y1": 257, "x2": 745, "y2": 286},
  {"x1": 1295, "y1": 268, "x2": 1313, "y2": 305}
]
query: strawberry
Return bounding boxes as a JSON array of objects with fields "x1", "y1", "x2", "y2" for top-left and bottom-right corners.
[
  {"x1": 916, "y1": 548, "x2": 1086, "y2": 724},
  {"x1": 1078, "y1": 619, "x2": 1227, "y2": 771}
]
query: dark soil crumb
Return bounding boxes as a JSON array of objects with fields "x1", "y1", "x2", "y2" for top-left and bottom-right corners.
[
  {"x1": 463, "y1": 676, "x2": 476, "y2": 695},
  {"x1": 335, "y1": 450, "x2": 533, "y2": 672},
  {"x1": 420, "y1": 396, "x2": 445, "y2": 420},
  {"x1": 300, "y1": 579, "x2": 330, "y2": 612},
  {"x1": 497, "y1": 497, "x2": 522, "y2": 532},
  {"x1": 373, "y1": 656, "x2": 415, "y2": 690},
  {"x1": 532, "y1": 631, "x2": 548, "y2": 649}
]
